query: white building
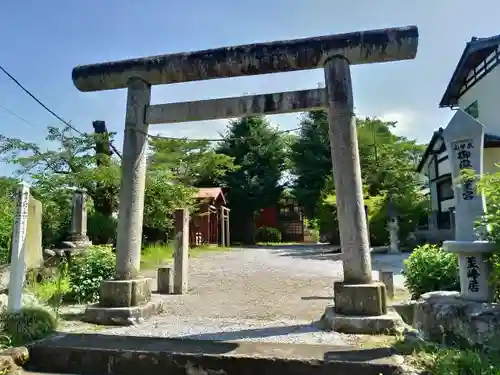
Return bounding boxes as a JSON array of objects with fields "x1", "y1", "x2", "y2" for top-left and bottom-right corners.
[{"x1": 417, "y1": 35, "x2": 500, "y2": 241}]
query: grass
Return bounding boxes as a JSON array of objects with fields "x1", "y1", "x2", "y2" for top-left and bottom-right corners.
[
  {"x1": 392, "y1": 336, "x2": 500, "y2": 375},
  {"x1": 26, "y1": 273, "x2": 72, "y2": 305},
  {"x1": 0, "y1": 306, "x2": 57, "y2": 347},
  {"x1": 354, "y1": 333, "x2": 500, "y2": 374},
  {"x1": 140, "y1": 243, "x2": 231, "y2": 270},
  {"x1": 25, "y1": 243, "x2": 230, "y2": 308}
]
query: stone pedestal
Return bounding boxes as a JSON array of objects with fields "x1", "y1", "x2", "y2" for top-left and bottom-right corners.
[
  {"x1": 413, "y1": 291, "x2": 500, "y2": 348},
  {"x1": 321, "y1": 306, "x2": 404, "y2": 335},
  {"x1": 83, "y1": 278, "x2": 160, "y2": 325},
  {"x1": 99, "y1": 278, "x2": 152, "y2": 307},
  {"x1": 443, "y1": 240, "x2": 495, "y2": 302},
  {"x1": 334, "y1": 282, "x2": 387, "y2": 316}
]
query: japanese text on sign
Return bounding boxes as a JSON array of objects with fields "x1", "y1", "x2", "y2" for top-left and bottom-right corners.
[
  {"x1": 466, "y1": 256, "x2": 480, "y2": 293},
  {"x1": 14, "y1": 189, "x2": 29, "y2": 241},
  {"x1": 453, "y1": 141, "x2": 475, "y2": 201}
]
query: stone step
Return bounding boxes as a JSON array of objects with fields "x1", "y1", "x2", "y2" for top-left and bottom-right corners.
[{"x1": 26, "y1": 333, "x2": 407, "y2": 375}]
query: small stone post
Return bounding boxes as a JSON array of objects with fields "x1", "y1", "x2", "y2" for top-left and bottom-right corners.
[
  {"x1": 174, "y1": 208, "x2": 189, "y2": 294},
  {"x1": 68, "y1": 189, "x2": 91, "y2": 247},
  {"x1": 225, "y1": 208, "x2": 230, "y2": 247},
  {"x1": 8, "y1": 182, "x2": 30, "y2": 312},
  {"x1": 220, "y1": 206, "x2": 225, "y2": 248},
  {"x1": 324, "y1": 56, "x2": 386, "y2": 317},
  {"x1": 443, "y1": 110, "x2": 495, "y2": 302},
  {"x1": 220, "y1": 207, "x2": 230, "y2": 247},
  {"x1": 157, "y1": 267, "x2": 173, "y2": 294},
  {"x1": 380, "y1": 270, "x2": 395, "y2": 299}
]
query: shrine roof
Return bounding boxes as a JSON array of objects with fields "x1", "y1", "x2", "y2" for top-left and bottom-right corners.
[{"x1": 194, "y1": 187, "x2": 226, "y2": 204}]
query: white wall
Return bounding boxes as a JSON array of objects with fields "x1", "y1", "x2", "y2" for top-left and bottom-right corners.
[
  {"x1": 458, "y1": 62, "x2": 500, "y2": 134},
  {"x1": 483, "y1": 147, "x2": 500, "y2": 174},
  {"x1": 437, "y1": 159, "x2": 451, "y2": 176},
  {"x1": 429, "y1": 181, "x2": 439, "y2": 211}
]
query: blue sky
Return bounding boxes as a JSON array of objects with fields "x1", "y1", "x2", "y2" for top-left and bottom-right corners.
[{"x1": 1, "y1": 0, "x2": 499, "y2": 176}]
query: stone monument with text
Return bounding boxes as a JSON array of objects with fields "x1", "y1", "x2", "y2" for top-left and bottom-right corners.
[
  {"x1": 68, "y1": 189, "x2": 92, "y2": 247},
  {"x1": 442, "y1": 109, "x2": 495, "y2": 302},
  {"x1": 8, "y1": 182, "x2": 30, "y2": 312}
]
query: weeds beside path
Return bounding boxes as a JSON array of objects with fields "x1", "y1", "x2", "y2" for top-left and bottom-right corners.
[{"x1": 140, "y1": 244, "x2": 231, "y2": 270}]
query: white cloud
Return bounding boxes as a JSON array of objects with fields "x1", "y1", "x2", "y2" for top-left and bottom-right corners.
[
  {"x1": 357, "y1": 108, "x2": 453, "y2": 144},
  {"x1": 378, "y1": 110, "x2": 418, "y2": 139},
  {"x1": 148, "y1": 112, "x2": 304, "y2": 141},
  {"x1": 151, "y1": 119, "x2": 229, "y2": 140}
]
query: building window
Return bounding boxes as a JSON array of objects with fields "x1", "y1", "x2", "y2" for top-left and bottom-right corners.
[
  {"x1": 437, "y1": 178, "x2": 454, "y2": 202},
  {"x1": 465, "y1": 101, "x2": 479, "y2": 119},
  {"x1": 437, "y1": 211, "x2": 452, "y2": 230}
]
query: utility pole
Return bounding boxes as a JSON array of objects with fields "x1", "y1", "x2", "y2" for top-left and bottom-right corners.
[{"x1": 92, "y1": 120, "x2": 112, "y2": 166}]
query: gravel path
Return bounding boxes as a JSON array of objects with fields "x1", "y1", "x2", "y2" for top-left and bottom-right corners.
[{"x1": 98, "y1": 246, "x2": 409, "y2": 345}]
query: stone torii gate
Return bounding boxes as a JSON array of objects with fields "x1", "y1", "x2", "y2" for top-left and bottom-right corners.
[{"x1": 73, "y1": 26, "x2": 419, "y2": 330}]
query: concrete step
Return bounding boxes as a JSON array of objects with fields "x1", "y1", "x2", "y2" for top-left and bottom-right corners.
[{"x1": 25, "y1": 333, "x2": 408, "y2": 375}]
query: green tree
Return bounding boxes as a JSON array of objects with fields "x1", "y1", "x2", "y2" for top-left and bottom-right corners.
[
  {"x1": 217, "y1": 116, "x2": 288, "y2": 244},
  {"x1": 0, "y1": 126, "x2": 121, "y2": 216},
  {"x1": 142, "y1": 137, "x2": 238, "y2": 243},
  {"x1": 290, "y1": 110, "x2": 331, "y2": 218},
  {"x1": 291, "y1": 113, "x2": 428, "y2": 244},
  {"x1": 148, "y1": 138, "x2": 237, "y2": 187},
  {"x1": 0, "y1": 178, "x2": 15, "y2": 262},
  {"x1": 0, "y1": 126, "x2": 121, "y2": 245}
]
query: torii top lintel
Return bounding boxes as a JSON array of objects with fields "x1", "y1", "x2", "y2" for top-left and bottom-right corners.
[{"x1": 72, "y1": 25, "x2": 419, "y2": 92}]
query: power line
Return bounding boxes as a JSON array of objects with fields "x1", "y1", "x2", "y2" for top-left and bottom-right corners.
[
  {"x1": 0, "y1": 103, "x2": 37, "y2": 128},
  {"x1": 0, "y1": 65, "x2": 84, "y2": 135},
  {"x1": 143, "y1": 126, "x2": 302, "y2": 142},
  {"x1": 0, "y1": 65, "x2": 122, "y2": 159}
]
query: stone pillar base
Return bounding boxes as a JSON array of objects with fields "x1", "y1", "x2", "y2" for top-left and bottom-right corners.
[
  {"x1": 320, "y1": 306, "x2": 405, "y2": 334},
  {"x1": 334, "y1": 282, "x2": 387, "y2": 316},
  {"x1": 82, "y1": 278, "x2": 159, "y2": 326},
  {"x1": 319, "y1": 282, "x2": 405, "y2": 334},
  {"x1": 100, "y1": 278, "x2": 152, "y2": 308}
]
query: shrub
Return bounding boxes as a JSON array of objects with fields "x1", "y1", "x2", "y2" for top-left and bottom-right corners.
[
  {"x1": 0, "y1": 195, "x2": 14, "y2": 264},
  {"x1": 68, "y1": 245, "x2": 115, "y2": 303},
  {"x1": 489, "y1": 252, "x2": 500, "y2": 302},
  {"x1": 0, "y1": 306, "x2": 56, "y2": 345},
  {"x1": 26, "y1": 268, "x2": 72, "y2": 308},
  {"x1": 87, "y1": 211, "x2": 117, "y2": 245},
  {"x1": 40, "y1": 193, "x2": 72, "y2": 248},
  {"x1": 255, "y1": 227, "x2": 282, "y2": 243},
  {"x1": 403, "y1": 244, "x2": 460, "y2": 299},
  {"x1": 315, "y1": 190, "x2": 429, "y2": 247},
  {"x1": 476, "y1": 169, "x2": 500, "y2": 301}
]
